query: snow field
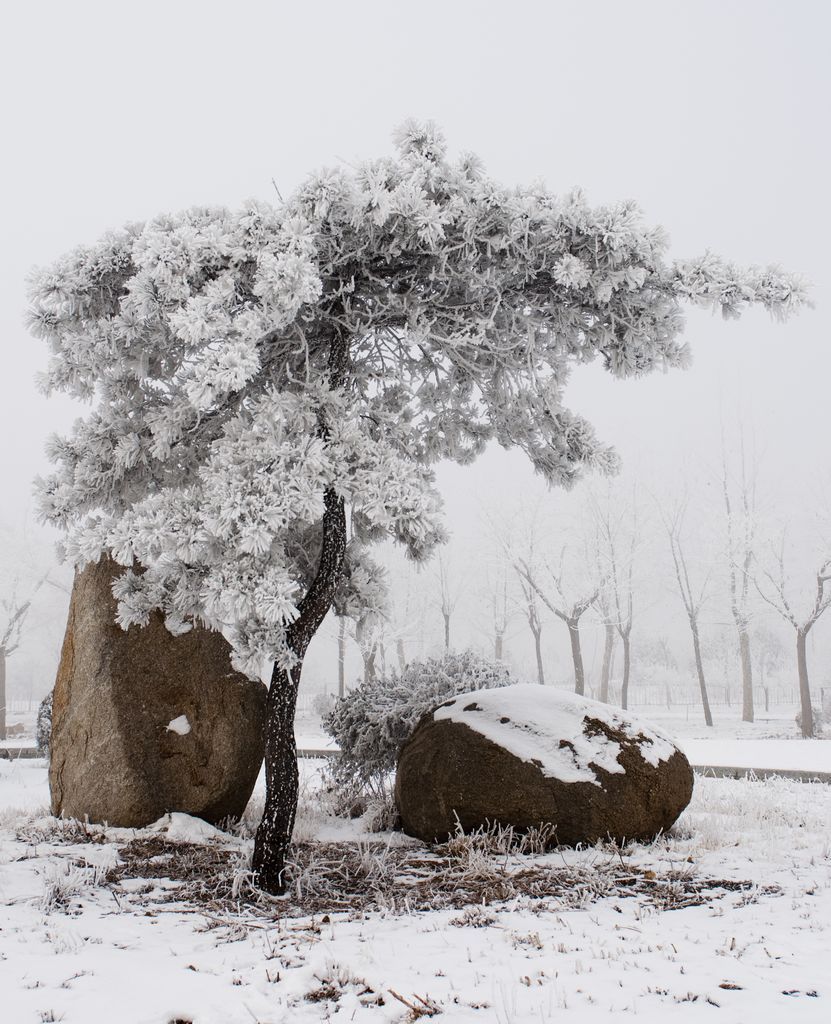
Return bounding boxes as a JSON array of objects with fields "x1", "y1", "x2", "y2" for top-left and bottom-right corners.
[{"x1": 0, "y1": 757, "x2": 828, "y2": 1023}]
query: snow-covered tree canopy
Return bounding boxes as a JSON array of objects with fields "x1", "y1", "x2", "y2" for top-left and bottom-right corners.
[{"x1": 29, "y1": 121, "x2": 806, "y2": 677}]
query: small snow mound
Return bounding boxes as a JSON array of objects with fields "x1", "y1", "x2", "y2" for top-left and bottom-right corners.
[
  {"x1": 154, "y1": 812, "x2": 226, "y2": 843},
  {"x1": 166, "y1": 714, "x2": 191, "y2": 736},
  {"x1": 434, "y1": 684, "x2": 678, "y2": 787}
]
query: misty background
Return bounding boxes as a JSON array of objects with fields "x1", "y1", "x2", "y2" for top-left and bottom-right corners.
[{"x1": 1, "y1": 1, "x2": 829, "y2": 716}]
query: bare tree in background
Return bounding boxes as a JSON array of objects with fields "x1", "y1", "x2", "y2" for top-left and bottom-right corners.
[
  {"x1": 488, "y1": 506, "x2": 547, "y2": 684},
  {"x1": 751, "y1": 622, "x2": 785, "y2": 713},
  {"x1": 594, "y1": 587, "x2": 617, "y2": 703},
  {"x1": 515, "y1": 544, "x2": 602, "y2": 696},
  {"x1": 435, "y1": 552, "x2": 463, "y2": 652},
  {"x1": 470, "y1": 557, "x2": 516, "y2": 665},
  {"x1": 662, "y1": 500, "x2": 714, "y2": 727},
  {"x1": 515, "y1": 566, "x2": 546, "y2": 685},
  {"x1": 355, "y1": 615, "x2": 384, "y2": 684},
  {"x1": 491, "y1": 564, "x2": 510, "y2": 664},
  {"x1": 720, "y1": 426, "x2": 758, "y2": 722},
  {"x1": 755, "y1": 534, "x2": 831, "y2": 737},
  {"x1": 0, "y1": 576, "x2": 47, "y2": 740},
  {"x1": 701, "y1": 628, "x2": 737, "y2": 707},
  {"x1": 389, "y1": 570, "x2": 420, "y2": 672},
  {"x1": 594, "y1": 495, "x2": 638, "y2": 709}
]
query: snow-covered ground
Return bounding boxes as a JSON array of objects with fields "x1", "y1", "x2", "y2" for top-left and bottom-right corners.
[
  {"x1": 680, "y1": 738, "x2": 831, "y2": 773},
  {"x1": 1, "y1": 752, "x2": 829, "y2": 1023}
]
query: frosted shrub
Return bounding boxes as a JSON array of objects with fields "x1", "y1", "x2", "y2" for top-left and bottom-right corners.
[
  {"x1": 36, "y1": 690, "x2": 53, "y2": 757},
  {"x1": 796, "y1": 705, "x2": 825, "y2": 736},
  {"x1": 311, "y1": 691, "x2": 336, "y2": 719},
  {"x1": 323, "y1": 651, "x2": 511, "y2": 817}
]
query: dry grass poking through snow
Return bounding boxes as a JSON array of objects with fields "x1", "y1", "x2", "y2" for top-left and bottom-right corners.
[
  {"x1": 20, "y1": 816, "x2": 781, "y2": 926},
  {"x1": 9, "y1": 769, "x2": 827, "y2": 929}
]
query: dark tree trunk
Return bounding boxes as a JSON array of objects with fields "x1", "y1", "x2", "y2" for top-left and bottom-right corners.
[
  {"x1": 253, "y1": 662, "x2": 301, "y2": 894},
  {"x1": 252, "y1": 407, "x2": 347, "y2": 897},
  {"x1": 396, "y1": 636, "x2": 406, "y2": 672},
  {"x1": 0, "y1": 648, "x2": 6, "y2": 742},
  {"x1": 337, "y1": 618, "x2": 346, "y2": 699},
  {"x1": 796, "y1": 629, "x2": 814, "y2": 738},
  {"x1": 738, "y1": 627, "x2": 754, "y2": 722},
  {"x1": 567, "y1": 618, "x2": 585, "y2": 696},
  {"x1": 600, "y1": 624, "x2": 615, "y2": 703},
  {"x1": 532, "y1": 626, "x2": 545, "y2": 685},
  {"x1": 494, "y1": 630, "x2": 504, "y2": 663},
  {"x1": 253, "y1": 328, "x2": 349, "y2": 893},
  {"x1": 253, "y1": 484, "x2": 347, "y2": 893},
  {"x1": 620, "y1": 632, "x2": 631, "y2": 710},
  {"x1": 690, "y1": 619, "x2": 714, "y2": 727},
  {"x1": 443, "y1": 613, "x2": 450, "y2": 651}
]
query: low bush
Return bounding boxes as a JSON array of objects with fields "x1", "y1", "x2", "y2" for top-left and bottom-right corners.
[
  {"x1": 795, "y1": 705, "x2": 825, "y2": 736},
  {"x1": 36, "y1": 691, "x2": 53, "y2": 757},
  {"x1": 323, "y1": 650, "x2": 511, "y2": 821}
]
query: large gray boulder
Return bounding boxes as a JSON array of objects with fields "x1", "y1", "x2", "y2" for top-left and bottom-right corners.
[
  {"x1": 50, "y1": 557, "x2": 266, "y2": 828},
  {"x1": 395, "y1": 683, "x2": 693, "y2": 846}
]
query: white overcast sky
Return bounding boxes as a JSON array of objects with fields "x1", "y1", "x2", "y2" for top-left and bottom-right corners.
[{"x1": 1, "y1": 1, "x2": 828, "y2": 634}]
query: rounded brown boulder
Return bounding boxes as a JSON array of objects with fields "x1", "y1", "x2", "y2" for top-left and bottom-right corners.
[
  {"x1": 395, "y1": 683, "x2": 693, "y2": 846},
  {"x1": 49, "y1": 557, "x2": 267, "y2": 828}
]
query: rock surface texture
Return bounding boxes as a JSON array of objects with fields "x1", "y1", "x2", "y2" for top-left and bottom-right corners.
[
  {"x1": 395, "y1": 683, "x2": 693, "y2": 846},
  {"x1": 50, "y1": 557, "x2": 267, "y2": 827}
]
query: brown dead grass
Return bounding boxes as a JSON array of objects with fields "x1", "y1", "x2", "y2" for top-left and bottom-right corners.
[{"x1": 99, "y1": 828, "x2": 780, "y2": 922}]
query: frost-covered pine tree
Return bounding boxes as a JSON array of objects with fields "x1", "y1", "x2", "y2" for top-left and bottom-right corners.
[{"x1": 29, "y1": 121, "x2": 806, "y2": 892}]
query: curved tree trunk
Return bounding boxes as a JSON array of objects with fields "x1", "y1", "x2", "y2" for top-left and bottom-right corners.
[
  {"x1": 253, "y1": 330, "x2": 349, "y2": 893},
  {"x1": 600, "y1": 624, "x2": 615, "y2": 703},
  {"x1": 690, "y1": 620, "x2": 714, "y2": 727},
  {"x1": 567, "y1": 618, "x2": 585, "y2": 696},
  {"x1": 738, "y1": 626, "x2": 754, "y2": 722},
  {"x1": 796, "y1": 629, "x2": 814, "y2": 738},
  {"x1": 620, "y1": 632, "x2": 631, "y2": 710},
  {"x1": 253, "y1": 484, "x2": 347, "y2": 894}
]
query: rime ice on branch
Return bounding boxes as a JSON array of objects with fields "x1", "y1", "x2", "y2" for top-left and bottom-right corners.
[{"x1": 28, "y1": 120, "x2": 806, "y2": 890}]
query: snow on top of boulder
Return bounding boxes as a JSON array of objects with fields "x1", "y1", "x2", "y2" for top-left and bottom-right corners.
[
  {"x1": 433, "y1": 683, "x2": 679, "y2": 787},
  {"x1": 166, "y1": 715, "x2": 191, "y2": 736}
]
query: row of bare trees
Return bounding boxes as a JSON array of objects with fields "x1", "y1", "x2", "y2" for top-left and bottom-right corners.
[
  {"x1": 481, "y1": 457, "x2": 830, "y2": 735},
  {"x1": 324, "y1": 439, "x2": 829, "y2": 738},
  {"x1": 504, "y1": 496, "x2": 637, "y2": 707}
]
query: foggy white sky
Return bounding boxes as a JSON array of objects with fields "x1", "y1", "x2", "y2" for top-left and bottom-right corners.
[{"x1": 1, "y1": 1, "x2": 829, "y2": 694}]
